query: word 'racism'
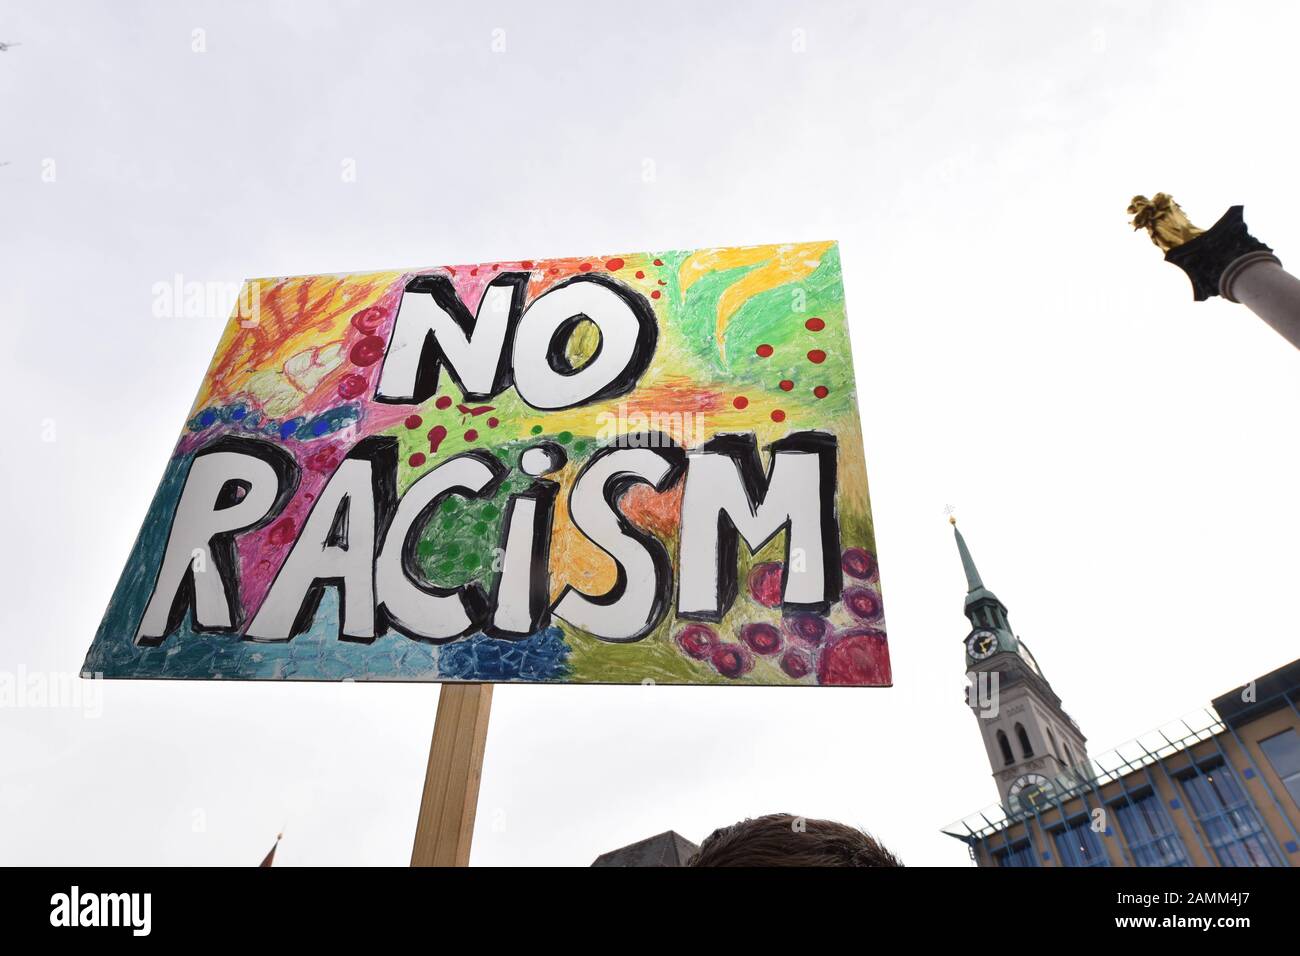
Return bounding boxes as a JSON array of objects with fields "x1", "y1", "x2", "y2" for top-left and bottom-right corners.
[{"x1": 137, "y1": 271, "x2": 841, "y2": 647}]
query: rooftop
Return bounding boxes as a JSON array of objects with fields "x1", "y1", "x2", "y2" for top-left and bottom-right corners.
[
  {"x1": 1213, "y1": 657, "x2": 1300, "y2": 728},
  {"x1": 591, "y1": 830, "x2": 699, "y2": 867}
]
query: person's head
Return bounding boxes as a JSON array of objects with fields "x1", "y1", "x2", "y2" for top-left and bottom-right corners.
[{"x1": 688, "y1": 813, "x2": 902, "y2": 867}]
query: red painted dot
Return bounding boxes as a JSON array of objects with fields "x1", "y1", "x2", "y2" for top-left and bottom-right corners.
[
  {"x1": 470, "y1": 268, "x2": 479, "y2": 276},
  {"x1": 651, "y1": 290, "x2": 661, "y2": 299},
  {"x1": 465, "y1": 429, "x2": 478, "y2": 442},
  {"x1": 805, "y1": 317, "x2": 825, "y2": 332},
  {"x1": 635, "y1": 270, "x2": 645, "y2": 279},
  {"x1": 771, "y1": 409, "x2": 786, "y2": 423},
  {"x1": 408, "y1": 453, "x2": 426, "y2": 467},
  {"x1": 658, "y1": 279, "x2": 666, "y2": 285},
  {"x1": 579, "y1": 262, "x2": 592, "y2": 272},
  {"x1": 807, "y1": 349, "x2": 827, "y2": 364},
  {"x1": 733, "y1": 396, "x2": 749, "y2": 409},
  {"x1": 337, "y1": 373, "x2": 367, "y2": 399},
  {"x1": 351, "y1": 307, "x2": 386, "y2": 334},
  {"x1": 435, "y1": 396, "x2": 452, "y2": 410},
  {"x1": 268, "y1": 518, "x2": 297, "y2": 546},
  {"x1": 814, "y1": 385, "x2": 829, "y2": 399},
  {"x1": 427, "y1": 425, "x2": 447, "y2": 453},
  {"x1": 404, "y1": 414, "x2": 423, "y2": 429},
  {"x1": 349, "y1": 336, "x2": 386, "y2": 366},
  {"x1": 521, "y1": 260, "x2": 534, "y2": 269},
  {"x1": 756, "y1": 344, "x2": 774, "y2": 358},
  {"x1": 653, "y1": 258, "x2": 663, "y2": 266},
  {"x1": 549, "y1": 267, "x2": 559, "y2": 275},
  {"x1": 487, "y1": 417, "x2": 499, "y2": 428},
  {"x1": 779, "y1": 379, "x2": 794, "y2": 391},
  {"x1": 605, "y1": 257, "x2": 624, "y2": 271}
]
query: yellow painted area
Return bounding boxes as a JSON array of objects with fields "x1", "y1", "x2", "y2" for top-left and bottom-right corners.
[
  {"x1": 193, "y1": 271, "x2": 401, "y2": 415},
  {"x1": 548, "y1": 460, "x2": 618, "y2": 602},
  {"x1": 677, "y1": 242, "x2": 836, "y2": 356}
]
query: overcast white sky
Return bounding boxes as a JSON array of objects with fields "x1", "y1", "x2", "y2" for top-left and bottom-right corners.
[{"x1": 3, "y1": 0, "x2": 1299, "y2": 867}]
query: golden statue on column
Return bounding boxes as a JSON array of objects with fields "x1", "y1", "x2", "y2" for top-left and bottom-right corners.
[
  {"x1": 1127, "y1": 192, "x2": 1300, "y2": 350},
  {"x1": 1128, "y1": 194, "x2": 1205, "y2": 252}
]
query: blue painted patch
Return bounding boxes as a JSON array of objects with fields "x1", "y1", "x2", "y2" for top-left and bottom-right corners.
[
  {"x1": 1041, "y1": 851, "x2": 1052, "y2": 861},
  {"x1": 80, "y1": 449, "x2": 573, "y2": 683},
  {"x1": 1169, "y1": 798, "x2": 1182, "y2": 810},
  {"x1": 187, "y1": 403, "x2": 360, "y2": 445},
  {"x1": 187, "y1": 404, "x2": 267, "y2": 434},
  {"x1": 437, "y1": 628, "x2": 571, "y2": 682},
  {"x1": 295, "y1": 404, "x2": 359, "y2": 441},
  {"x1": 1285, "y1": 841, "x2": 1298, "y2": 853},
  {"x1": 1242, "y1": 767, "x2": 1255, "y2": 779}
]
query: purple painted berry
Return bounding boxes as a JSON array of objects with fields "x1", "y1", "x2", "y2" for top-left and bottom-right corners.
[
  {"x1": 740, "y1": 622, "x2": 782, "y2": 656},
  {"x1": 843, "y1": 585, "x2": 884, "y2": 622},
  {"x1": 780, "y1": 647, "x2": 813, "y2": 679},
  {"x1": 675, "y1": 624, "x2": 718, "y2": 660},
  {"x1": 711, "y1": 643, "x2": 754, "y2": 679},
  {"x1": 783, "y1": 612, "x2": 831, "y2": 646},
  {"x1": 841, "y1": 547, "x2": 879, "y2": 581}
]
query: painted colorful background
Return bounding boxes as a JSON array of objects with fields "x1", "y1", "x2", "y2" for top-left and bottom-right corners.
[{"x1": 83, "y1": 241, "x2": 889, "y2": 686}]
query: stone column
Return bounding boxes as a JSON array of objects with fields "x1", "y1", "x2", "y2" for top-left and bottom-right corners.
[{"x1": 1219, "y1": 250, "x2": 1300, "y2": 351}]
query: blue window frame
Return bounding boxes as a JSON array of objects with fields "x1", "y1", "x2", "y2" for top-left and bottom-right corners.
[
  {"x1": 1051, "y1": 815, "x2": 1109, "y2": 867},
  {"x1": 1113, "y1": 790, "x2": 1188, "y2": 866},
  {"x1": 1258, "y1": 729, "x2": 1300, "y2": 808},
  {"x1": 992, "y1": 839, "x2": 1037, "y2": 868},
  {"x1": 1180, "y1": 761, "x2": 1283, "y2": 867}
]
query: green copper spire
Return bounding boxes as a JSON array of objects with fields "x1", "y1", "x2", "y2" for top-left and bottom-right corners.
[
  {"x1": 953, "y1": 519, "x2": 988, "y2": 594},
  {"x1": 950, "y1": 517, "x2": 1016, "y2": 650}
]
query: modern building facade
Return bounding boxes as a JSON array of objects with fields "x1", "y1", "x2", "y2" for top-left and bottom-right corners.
[{"x1": 943, "y1": 521, "x2": 1300, "y2": 867}]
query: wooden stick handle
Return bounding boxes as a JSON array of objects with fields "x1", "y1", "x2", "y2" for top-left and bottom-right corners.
[{"x1": 410, "y1": 682, "x2": 493, "y2": 867}]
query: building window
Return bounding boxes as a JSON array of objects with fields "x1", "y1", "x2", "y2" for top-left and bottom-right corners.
[
  {"x1": 1113, "y1": 790, "x2": 1188, "y2": 867},
  {"x1": 1258, "y1": 729, "x2": 1300, "y2": 808},
  {"x1": 997, "y1": 730, "x2": 1015, "y2": 766},
  {"x1": 1046, "y1": 726, "x2": 1061, "y2": 762},
  {"x1": 1051, "y1": 815, "x2": 1109, "y2": 867},
  {"x1": 993, "y1": 839, "x2": 1036, "y2": 868},
  {"x1": 1015, "y1": 723, "x2": 1033, "y2": 759},
  {"x1": 1180, "y1": 761, "x2": 1283, "y2": 867}
]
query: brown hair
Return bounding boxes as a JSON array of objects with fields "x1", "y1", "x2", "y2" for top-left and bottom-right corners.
[{"x1": 688, "y1": 813, "x2": 902, "y2": 867}]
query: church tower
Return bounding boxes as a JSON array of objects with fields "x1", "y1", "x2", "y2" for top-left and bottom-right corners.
[{"x1": 953, "y1": 517, "x2": 1089, "y2": 814}]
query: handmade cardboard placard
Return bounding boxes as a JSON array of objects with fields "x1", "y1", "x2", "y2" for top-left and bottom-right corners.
[{"x1": 84, "y1": 242, "x2": 889, "y2": 686}]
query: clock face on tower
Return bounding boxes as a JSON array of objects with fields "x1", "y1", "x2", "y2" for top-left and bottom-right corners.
[
  {"x1": 1008, "y1": 773, "x2": 1051, "y2": 812},
  {"x1": 966, "y1": 628, "x2": 999, "y2": 660}
]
